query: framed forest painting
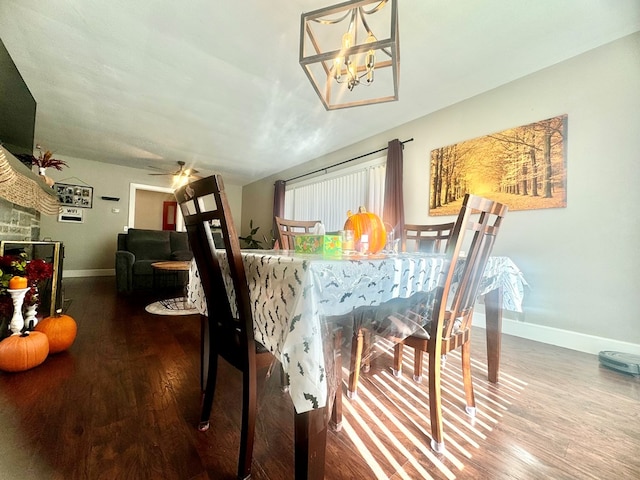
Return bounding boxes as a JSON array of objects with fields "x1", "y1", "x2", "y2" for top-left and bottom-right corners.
[{"x1": 429, "y1": 114, "x2": 567, "y2": 215}]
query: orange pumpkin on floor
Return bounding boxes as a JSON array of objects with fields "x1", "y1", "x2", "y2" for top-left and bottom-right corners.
[
  {"x1": 343, "y1": 207, "x2": 387, "y2": 254},
  {"x1": 34, "y1": 312, "x2": 77, "y2": 354},
  {"x1": 0, "y1": 331, "x2": 49, "y2": 372}
]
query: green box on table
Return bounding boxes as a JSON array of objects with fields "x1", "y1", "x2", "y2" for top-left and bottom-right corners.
[{"x1": 294, "y1": 235, "x2": 342, "y2": 255}]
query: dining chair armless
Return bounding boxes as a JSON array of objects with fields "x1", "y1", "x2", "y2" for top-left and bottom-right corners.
[
  {"x1": 403, "y1": 222, "x2": 455, "y2": 253},
  {"x1": 274, "y1": 216, "x2": 320, "y2": 250},
  {"x1": 348, "y1": 220, "x2": 455, "y2": 392},
  {"x1": 175, "y1": 175, "x2": 277, "y2": 480},
  {"x1": 348, "y1": 193, "x2": 508, "y2": 454}
]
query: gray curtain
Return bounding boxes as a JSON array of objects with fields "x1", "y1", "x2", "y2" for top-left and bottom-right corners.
[
  {"x1": 382, "y1": 139, "x2": 404, "y2": 238},
  {"x1": 273, "y1": 180, "x2": 286, "y2": 246}
]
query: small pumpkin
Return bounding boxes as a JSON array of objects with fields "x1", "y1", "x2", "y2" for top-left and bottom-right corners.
[
  {"x1": 0, "y1": 331, "x2": 49, "y2": 372},
  {"x1": 343, "y1": 207, "x2": 386, "y2": 254},
  {"x1": 34, "y1": 312, "x2": 77, "y2": 354}
]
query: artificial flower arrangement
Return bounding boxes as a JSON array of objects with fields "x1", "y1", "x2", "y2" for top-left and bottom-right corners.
[
  {"x1": 16, "y1": 147, "x2": 69, "y2": 179},
  {"x1": 17, "y1": 148, "x2": 68, "y2": 170},
  {"x1": 0, "y1": 253, "x2": 54, "y2": 339},
  {"x1": 31, "y1": 149, "x2": 68, "y2": 171}
]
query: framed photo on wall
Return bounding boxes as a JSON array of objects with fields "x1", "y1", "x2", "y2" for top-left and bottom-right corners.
[{"x1": 54, "y1": 183, "x2": 93, "y2": 208}]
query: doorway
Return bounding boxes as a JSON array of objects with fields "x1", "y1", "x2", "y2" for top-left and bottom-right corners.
[{"x1": 128, "y1": 183, "x2": 184, "y2": 231}]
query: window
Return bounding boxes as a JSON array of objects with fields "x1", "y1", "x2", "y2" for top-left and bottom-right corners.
[{"x1": 284, "y1": 157, "x2": 386, "y2": 232}]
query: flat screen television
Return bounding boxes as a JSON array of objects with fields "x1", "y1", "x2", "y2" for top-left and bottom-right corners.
[{"x1": 0, "y1": 37, "x2": 36, "y2": 158}]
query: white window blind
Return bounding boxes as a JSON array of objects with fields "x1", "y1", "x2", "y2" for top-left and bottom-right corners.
[{"x1": 284, "y1": 158, "x2": 386, "y2": 232}]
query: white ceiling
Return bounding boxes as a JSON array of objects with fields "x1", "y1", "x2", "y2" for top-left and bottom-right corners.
[{"x1": 1, "y1": 0, "x2": 639, "y2": 185}]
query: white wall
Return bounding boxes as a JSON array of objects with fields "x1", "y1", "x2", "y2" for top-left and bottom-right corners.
[
  {"x1": 242, "y1": 33, "x2": 640, "y2": 355},
  {"x1": 39, "y1": 159, "x2": 243, "y2": 275}
]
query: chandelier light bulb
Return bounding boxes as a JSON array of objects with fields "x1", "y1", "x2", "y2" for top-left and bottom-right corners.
[
  {"x1": 365, "y1": 33, "x2": 376, "y2": 84},
  {"x1": 347, "y1": 62, "x2": 358, "y2": 90},
  {"x1": 334, "y1": 57, "x2": 342, "y2": 80},
  {"x1": 342, "y1": 31, "x2": 354, "y2": 50},
  {"x1": 365, "y1": 34, "x2": 376, "y2": 69}
]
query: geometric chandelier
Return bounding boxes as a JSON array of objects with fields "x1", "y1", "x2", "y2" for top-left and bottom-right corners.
[{"x1": 299, "y1": 0, "x2": 399, "y2": 110}]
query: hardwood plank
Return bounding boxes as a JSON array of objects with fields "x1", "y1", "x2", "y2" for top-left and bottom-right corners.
[{"x1": 0, "y1": 277, "x2": 638, "y2": 479}]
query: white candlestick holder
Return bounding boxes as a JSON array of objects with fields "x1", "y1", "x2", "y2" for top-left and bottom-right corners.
[{"x1": 7, "y1": 288, "x2": 30, "y2": 335}]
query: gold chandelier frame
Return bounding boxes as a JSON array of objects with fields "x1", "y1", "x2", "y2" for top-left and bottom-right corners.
[{"x1": 299, "y1": 0, "x2": 399, "y2": 110}]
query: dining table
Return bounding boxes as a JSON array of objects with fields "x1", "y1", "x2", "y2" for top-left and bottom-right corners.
[{"x1": 188, "y1": 249, "x2": 527, "y2": 479}]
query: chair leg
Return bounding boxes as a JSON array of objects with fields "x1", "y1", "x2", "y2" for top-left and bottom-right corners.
[
  {"x1": 428, "y1": 348, "x2": 446, "y2": 453},
  {"x1": 392, "y1": 343, "x2": 404, "y2": 377},
  {"x1": 330, "y1": 328, "x2": 343, "y2": 431},
  {"x1": 280, "y1": 362, "x2": 290, "y2": 393},
  {"x1": 199, "y1": 316, "x2": 218, "y2": 432},
  {"x1": 362, "y1": 329, "x2": 372, "y2": 373},
  {"x1": 348, "y1": 327, "x2": 365, "y2": 398},
  {"x1": 461, "y1": 341, "x2": 476, "y2": 416},
  {"x1": 199, "y1": 315, "x2": 209, "y2": 391},
  {"x1": 238, "y1": 367, "x2": 258, "y2": 480},
  {"x1": 413, "y1": 348, "x2": 424, "y2": 383},
  {"x1": 199, "y1": 364, "x2": 217, "y2": 431}
]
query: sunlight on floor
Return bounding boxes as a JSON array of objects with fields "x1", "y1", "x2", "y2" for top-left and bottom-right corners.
[{"x1": 339, "y1": 345, "x2": 528, "y2": 479}]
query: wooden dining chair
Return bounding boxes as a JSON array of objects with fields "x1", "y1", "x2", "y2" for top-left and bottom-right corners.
[
  {"x1": 175, "y1": 175, "x2": 277, "y2": 480},
  {"x1": 348, "y1": 222, "x2": 455, "y2": 393},
  {"x1": 403, "y1": 222, "x2": 455, "y2": 253},
  {"x1": 348, "y1": 193, "x2": 508, "y2": 454},
  {"x1": 274, "y1": 216, "x2": 319, "y2": 250}
]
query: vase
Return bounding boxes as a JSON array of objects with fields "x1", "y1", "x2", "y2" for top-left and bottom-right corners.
[
  {"x1": 24, "y1": 303, "x2": 38, "y2": 329},
  {"x1": 7, "y1": 287, "x2": 29, "y2": 335},
  {"x1": 40, "y1": 174, "x2": 55, "y2": 187}
]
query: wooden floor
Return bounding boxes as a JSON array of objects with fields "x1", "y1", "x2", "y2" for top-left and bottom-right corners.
[{"x1": 0, "y1": 276, "x2": 638, "y2": 479}]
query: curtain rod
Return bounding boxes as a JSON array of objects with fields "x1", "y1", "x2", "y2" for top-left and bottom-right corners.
[{"x1": 284, "y1": 137, "x2": 414, "y2": 183}]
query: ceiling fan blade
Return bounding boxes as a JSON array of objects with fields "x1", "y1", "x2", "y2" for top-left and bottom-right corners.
[{"x1": 147, "y1": 161, "x2": 198, "y2": 177}]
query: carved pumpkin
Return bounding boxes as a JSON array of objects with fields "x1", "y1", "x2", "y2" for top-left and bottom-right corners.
[
  {"x1": 34, "y1": 312, "x2": 77, "y2": 354},
  {"x1": 343, "y1": 207, "x2": 386, "y2": 254},
  {"x1": 0, "y1": 331, "x2": 49, "y2": 372}
]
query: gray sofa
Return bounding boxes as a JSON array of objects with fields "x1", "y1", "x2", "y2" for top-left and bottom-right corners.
[{"x1": 115, "y1": 228, "x2": 192, "y2": 294}]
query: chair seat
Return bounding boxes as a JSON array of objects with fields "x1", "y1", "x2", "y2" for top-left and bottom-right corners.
[
  {"x1": 354, "y1": 291, "x2": 434, "y2": 341},
  {"x1": 213, "y1": 324, "x2": 274, "y2": 371},
  {"x1": 256, "y1": 341, "x2": 270, "y2": 354}
]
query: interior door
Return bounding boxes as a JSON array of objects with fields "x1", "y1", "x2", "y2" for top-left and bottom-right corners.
[{"x1": 162, "y1": 201, "x2": 177, "y2": 231}]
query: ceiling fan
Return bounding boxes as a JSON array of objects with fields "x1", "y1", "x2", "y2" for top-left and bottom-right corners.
[{"x1": 147, "y1": 160, "x2": 199, "y2": 179}]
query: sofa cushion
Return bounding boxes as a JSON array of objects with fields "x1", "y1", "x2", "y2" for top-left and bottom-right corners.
[
  {"x1": 171, "y1": 250, "x2": 193, "y2": 261},
  {"x1": 170, "y1": 231, "x2": 190, "y2": 253},
  {"x1": 132, "y1": 259, "x2": 157, "y2": 276},
  {"x1": 126, "y1": 229, "x2": 171, "y2": 261}
]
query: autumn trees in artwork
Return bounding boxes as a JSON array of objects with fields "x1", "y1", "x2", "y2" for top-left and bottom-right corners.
[{"x1": 429, "y1": 114, "x2": 567, "y2": 215}]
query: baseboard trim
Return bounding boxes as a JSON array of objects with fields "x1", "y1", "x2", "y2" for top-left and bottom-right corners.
[
  {"x1": 64, "y1": 269, "x2": 114, "y2": 278},
  {"x1": 473, "y1": 312, "x2": 640, "y2": 356}
]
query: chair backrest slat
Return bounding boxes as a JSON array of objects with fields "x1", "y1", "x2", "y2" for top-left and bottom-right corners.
[
  {"x1": 403, "y1": 222, "x2": 455, "y2": 253},
  {"x1": 274, "y1": 216, "x2": 320, "y2": 250}
]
